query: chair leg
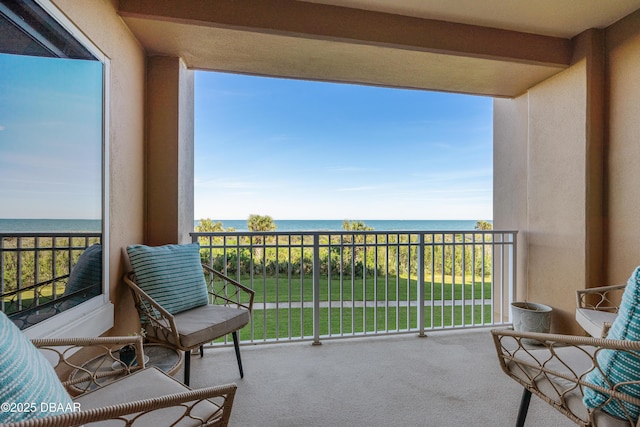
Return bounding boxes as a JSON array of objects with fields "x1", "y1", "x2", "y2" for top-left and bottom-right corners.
[
  {"x1": 184, "y1": 350, "x2": 191, "y2": 386},
  {"x1": 516, "y1": 388, "x2": 532, "y2": 427},
  {"x1": 232, "y1": 331, "x2": 244, "y2": 378}
]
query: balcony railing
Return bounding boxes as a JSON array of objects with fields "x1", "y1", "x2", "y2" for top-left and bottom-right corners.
[
  {"x1": 0, "y1": 232, "x2": 102, "y2": 328},
  {"x1": 192, "y1": 230, "x2": 517, "y2": 345}
]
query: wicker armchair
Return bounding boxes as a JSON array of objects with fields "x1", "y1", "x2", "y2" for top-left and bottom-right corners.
[
  {"x1": 492, "y1": 328, "x2": 640, "y2": 427},
  {"x1": 123, "y1": 264, "x2": 254, "y2": 386},
  {"x1": 0, "y1": 336, "x2": 237, "y2": 427},
  {"x1": 576, "y1": 283, "x2": 626, "y2": 338}
]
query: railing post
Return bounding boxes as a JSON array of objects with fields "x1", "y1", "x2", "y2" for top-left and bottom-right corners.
[
  {"x1": 313, "y1": 233, "x2": 321, "y2": 345},
  {"x1": 418, "y1": 233, "x2": 426, "y2": 337},
  {"x1": 510, "y1": 232, "x2": 517, "y2": 325}
]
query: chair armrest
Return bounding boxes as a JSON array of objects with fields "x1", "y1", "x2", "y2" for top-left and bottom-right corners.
[
  {"x1": 491, "y1": 328, "x2": 640, "y2": 425},
  {"x1": 203, "y1": 264, "x2": 255, "y2": 312},
  {"x1": 0, "y1": 382, "x2": 237, "y2": 427},
  {"x1": 32, "y1": 336, "x2": 146, "y2": 394},
  {"x1": 122, "y1": 272, "x2": 181, "y2": 346},
  {"x1": 576, "y1": 283, "x2": 626, "y2": 312}
]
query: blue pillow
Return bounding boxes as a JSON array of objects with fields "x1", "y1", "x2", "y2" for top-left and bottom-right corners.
[
  {"x1": 0, "y1": 311, "x2": 75, "y2": 423},
  {"x1": 59, "y1": 243, "x2": 102, "y2": 310},
  {"x1": 583, "y1": 266, "x2": 640, "y2": 419},
  {"x1": 126, "y1": 243, "x2": 209, "y2": 315}
]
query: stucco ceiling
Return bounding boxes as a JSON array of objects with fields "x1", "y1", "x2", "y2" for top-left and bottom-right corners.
[
  {"x1": 302, "y1": 0, "x2": 640, "y2": 38},
  {"x1": 119, "y1": 0, "x2": 640, "y2": 98}
]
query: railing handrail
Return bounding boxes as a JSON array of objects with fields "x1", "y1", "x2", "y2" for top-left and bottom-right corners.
[
  {"x1": 192, "y1": 229, "x2": 517, "y2": 345},
  {"x1": 0, "y1": 232, "x2": 101, "y2": 238},
  {"x1": 191, "y1": 230, "x2": 518, "y2": 236},
  {"x1": 1, "y1": 232, "x2": 102, "y2": 329}
]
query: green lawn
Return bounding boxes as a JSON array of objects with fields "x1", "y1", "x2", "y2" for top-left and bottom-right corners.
[
  {"x1": 227, "y1": 304, "x2": 494, "y2": 342},
  {"x1": 208, "y1": 273, "x2": 496, "y2": 341},
  {"x1": 2, "y1": 289, "x2": 57, "y2": 315},
  {"x1": 228, "y1": 274, "x2": 493, "y2": 303},
  {"x1": 5, "y1": 273, "x2": 495, "y2": 339}
]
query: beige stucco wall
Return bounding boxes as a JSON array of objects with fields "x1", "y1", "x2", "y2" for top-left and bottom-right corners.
[
  {"x1": 494, "y1": 50, "x2": 591, "y2": 334},
  {"x1": 495, "y1": 13, "x2": 640, "y2": 334},
  {"x1": 493, "y1": 95, "x2": 529, "y2": 305},
  {"x1": 494, "y1": 63, "x2": 589, "y2": 333},
  {"x1": 51, "y1": 0, "x2": 146, "y2": 335},
  {"x1": 606, "y1": 10, "x2": 640, "y2": 286},
  {"x1": 527, "y1": 62, "x2": 587, "y2": 333}
]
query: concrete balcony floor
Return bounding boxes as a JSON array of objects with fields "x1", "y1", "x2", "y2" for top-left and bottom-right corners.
[{"x1": 186, "y1": 328, "x2": 574, "y2": 426}]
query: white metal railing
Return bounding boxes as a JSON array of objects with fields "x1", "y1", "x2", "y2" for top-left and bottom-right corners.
[
  {"x1": 0, "y1": 232, "x2": 102, "y2": 328},
  {"x1": 192, "y1": 230, "x2": 517, "y2": 345}
]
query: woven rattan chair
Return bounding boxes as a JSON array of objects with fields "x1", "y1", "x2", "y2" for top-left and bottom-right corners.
[
  {"x1": 492, "y1": 329, "x2": 640, "y2": 427},
  {"x1": 123, "y1": 263, "x2": 254, "y2": 386},
  {"x1": 0, "y1": 335, "x2": 237, "y2": 427},
  {"x1": 576, "y1": 283, "x2": 626, "y2": 338}
]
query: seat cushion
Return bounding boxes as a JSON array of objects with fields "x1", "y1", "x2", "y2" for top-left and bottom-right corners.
[
  {"x1": 576, "y1": 308, "x2": 618, "y2": 338},
  {"x1": 583, "y1": 266, "x2": 640, "y2": 420},
  {"x1": 173, "y1": 305, "x2": 250, "y2": 349},
  {"x1": 127, "y1": 243, "x2": 209, "y2": 315},
  {"x1": 75, "y1": 367, "x2": 222, "y2": 426},
  {"x1": 0, "y1": 311, "x2": 74, "y2": 423}
]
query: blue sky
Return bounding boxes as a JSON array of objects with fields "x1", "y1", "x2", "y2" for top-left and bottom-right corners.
[
  {"x1": 0, "y1": 55, "x2": 492, "y2": 221},
  {"x1": 195, "y1": 72, "x2": 493, "y2": 221},
  {"x1": 0, "y1": 53, "x2": 103, "y2": 219}
]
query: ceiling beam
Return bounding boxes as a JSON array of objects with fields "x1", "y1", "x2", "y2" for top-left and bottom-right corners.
[{"x1": 119, "y1": 0, "x2": 571, "y2": 68}]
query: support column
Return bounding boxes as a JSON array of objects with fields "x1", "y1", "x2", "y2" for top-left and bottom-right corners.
[
  {"x1": 493, "y1": 30, "x2": 605, "y2": 334},
  {"x1": 145, "y1": 56, "x2": 194, "y2": 245}
]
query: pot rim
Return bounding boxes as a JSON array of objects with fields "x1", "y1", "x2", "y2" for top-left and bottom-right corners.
[{"x1": 511, "y1": 301, "x2": 552, "y2": 312}]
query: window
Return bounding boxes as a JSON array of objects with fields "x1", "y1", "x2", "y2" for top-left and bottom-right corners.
[{"x1": 0, "y1": 0, "x2": 111, "y2": 337}]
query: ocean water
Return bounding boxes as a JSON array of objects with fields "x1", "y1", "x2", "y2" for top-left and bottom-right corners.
[
  {"x1": 0, "y1": 218, "x2": 490, "y2": 233},
  {"x1": 195, "y1": 219, "x2": 489, "y2": 232},
  {"x1": 0, "y1": 219, "x2": 101, "y2": 232}
]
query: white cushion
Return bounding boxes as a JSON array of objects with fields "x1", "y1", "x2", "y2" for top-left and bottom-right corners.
[
  {"x1": 75, "y1": 367, "x2": 222, "y2": 426},
  {"x1": 576, "y1": 308, "x2": 618, "y2": 338}
]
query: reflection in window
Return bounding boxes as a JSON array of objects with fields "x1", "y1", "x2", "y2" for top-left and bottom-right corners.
[{"x1": 0, "y1": 0, "x2": 104, "y2": 329}]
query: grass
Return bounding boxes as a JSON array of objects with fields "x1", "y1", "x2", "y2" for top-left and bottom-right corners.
[
  {"x1": 229, "y1": 273, "x2": 493, "y2": 303},
  {"x1": 2, "y1": 286, "x2": 59, "y2": 315},
  {"x1": 6, "y1": 272, "x2": 496, "y2": 339},
  {"x1": 212, "y1": 272, "x2": 497, "y2": 341},
  {"x1": 227, "y1": 304, "x2": 495, "y2": 342}
]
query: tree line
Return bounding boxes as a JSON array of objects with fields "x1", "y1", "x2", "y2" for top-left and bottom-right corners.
[{"x1": 195, "y1": 216, "x2": 494, "y2": 279}]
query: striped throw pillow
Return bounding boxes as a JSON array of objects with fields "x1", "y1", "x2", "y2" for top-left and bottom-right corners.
[
  {"x1": 0, "y1": 311, "x2": 74, "y2": 423},
  {"x1": 126, "y1": 243, "x2": 209, "y2": 315},
  {"x1": 583, "y1": 266, "x2": 640, "y2": 419}
]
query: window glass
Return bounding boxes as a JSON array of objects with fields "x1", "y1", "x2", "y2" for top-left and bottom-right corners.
[{"x1": 0, "y1": 0, "x2": 104, "y2": 329}]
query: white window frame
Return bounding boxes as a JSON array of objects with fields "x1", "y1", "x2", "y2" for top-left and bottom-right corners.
[{"x1": 20, "y1": 0, "x2": 113, "y2": 339}]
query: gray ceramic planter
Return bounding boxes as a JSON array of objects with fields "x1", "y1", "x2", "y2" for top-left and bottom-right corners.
[{"x1": 511, "y1": 301, "x2": 552, "y2": 344}]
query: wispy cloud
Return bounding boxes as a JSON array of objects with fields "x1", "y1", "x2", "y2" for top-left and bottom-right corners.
[
  {"x1": 411, "y1": 168, "x2": 492, "y2": 183},
  {"x1": 327, "y1": 166, "x2": 375, "y2": 173},
  {"x1": 0, "y1": 125, "x2": 5, "y2": 131},
  {"x1": 193, "y1": 71, "x2": 493, "y2": 220},
  {"x1": 336, "y1": 185, "x2": 381, "y2": 192}
]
